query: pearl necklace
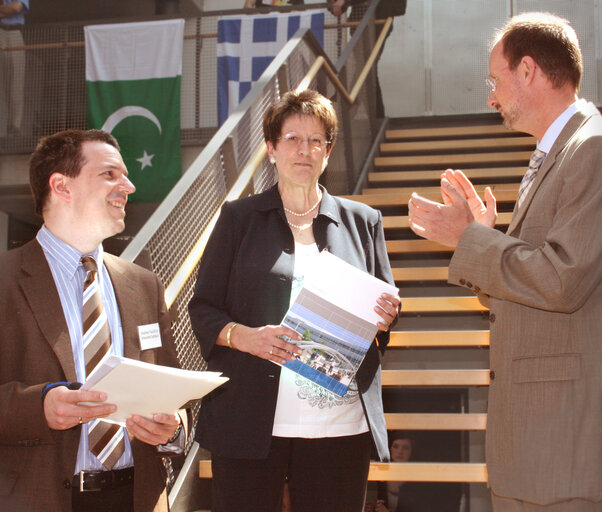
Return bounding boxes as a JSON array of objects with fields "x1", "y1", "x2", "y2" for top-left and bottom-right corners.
[
  {"x1": 283, "y1": 193, "x2": 322, "y2": 217},
  {"x1": 287, "y1": 219, "x2": 313, "y2": 231}
]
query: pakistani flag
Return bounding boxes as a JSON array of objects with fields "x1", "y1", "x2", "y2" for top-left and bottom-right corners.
[{"x1": 85, "y1": 19, "x2": 185, "y2": 203}]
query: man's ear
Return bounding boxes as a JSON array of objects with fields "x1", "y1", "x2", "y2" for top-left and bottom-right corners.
[
  {"x1": 519, "y1": 55, "x2": 537, "y2": 85},
  {"x1": 48, "y1": 172, "x2": 71, "y2": 202}
]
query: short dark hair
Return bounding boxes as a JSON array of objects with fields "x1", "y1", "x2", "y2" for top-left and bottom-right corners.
[
  {"x1": 263, "y1": 89, "x2": 338, "y2": 148},
  {"x1": 389, "y1": 430, "x2": 415, "y2": 448},
  {"x1": 496, "y1": 12, "x2": 582, "y2": 90},
  {"x1": 29, "y1": 129, "x2": 119, "y2": 216}
]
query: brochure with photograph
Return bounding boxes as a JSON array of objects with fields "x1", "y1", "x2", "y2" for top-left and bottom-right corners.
[{"x1": 279, "y1": 251, "x2": 398, "y2": 397}]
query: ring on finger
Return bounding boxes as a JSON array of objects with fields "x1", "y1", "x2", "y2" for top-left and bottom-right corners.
[
  {"x1": 269, "y1": 347, "x2": 273, "y2": 355},
  {"x1": 79, "y1": 417, "x2": 83, "y2": 425}
]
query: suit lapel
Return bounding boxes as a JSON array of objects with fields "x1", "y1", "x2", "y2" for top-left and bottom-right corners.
[
  {"x1": 506, "y1": 151, "x2": 557, "y2": 235},
  {"x1": 19, "y1": 241, "x2": 77, "y2": 381},
  {"x1": 507, "y1": 102, "x2": 599, "y2": 236},
  {"x1": 104, "y1": 254, "x2": 141, "y2": 360}
]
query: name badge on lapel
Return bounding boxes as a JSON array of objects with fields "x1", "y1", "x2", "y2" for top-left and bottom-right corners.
[{"x1": 138, "y1": 323, "x2": 162, "y2": 350}]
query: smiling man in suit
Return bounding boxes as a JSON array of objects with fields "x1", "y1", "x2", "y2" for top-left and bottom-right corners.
[
  {"x1": 408, "y1": 12, "x2": 601, "y2": 512},
  {"x1": 0, "y1": 129, "x2": 184, "y2": 512}
]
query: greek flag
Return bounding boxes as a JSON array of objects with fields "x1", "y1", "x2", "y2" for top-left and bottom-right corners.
[{"x1": 217, "y1": 10, "x2": 325, "y2": 125}]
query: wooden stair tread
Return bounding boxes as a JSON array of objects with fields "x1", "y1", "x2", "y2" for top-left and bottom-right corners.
[
  {"x1": 386, "y1": 239, "x2": 453, "y2": 254},
  {"x1": 341, "y1": 183, "x2": 519, "y2": 202},
  {"x1": 389, "y1": 330, "x2": 489, "y2": 347},
  {"x1": 402, "y1": 296, "x2": 487, "y2": 313},
  {"x1": 393, "y1": 266, "x2": 449, "y2": 281},
  {"x1": 386, "y1": 124, "x2": 524, "y2": 139},
  {"x1": 385, "y1": 412, "x2": 487, "y2": 430},
  {"x1": 369, "y1": 166, "x2": 526, "y2": 183},
  {"x1": 363, "y1": 183, "x2": 518, "y2": 199},
  {"x1": 382, "y1": 369, "x2": 491, "y2": 386},
  {"x1": 383, "y1": 212, "x2": 512, "y2": 230},
  {"x1": 375, "y1": 151, "x2": 532, "y2": 168},
  {"x1": 368, "y1": 462, "x2": 488, "y2": 482},
  {"x1": 381, "y1": 136, "x2": 535, "y2": 153},
  {"x1": 199, "y1": 460, "x2": 489, "y2": 482}
]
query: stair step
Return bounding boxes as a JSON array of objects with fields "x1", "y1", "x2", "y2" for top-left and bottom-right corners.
[
  {"x1": 386, "y1": 124, "x2": 524, "y2": 140},
  {"x1": 402, "y1": 296, "x2": 487, "y2": 313},
  {"x1": 389, "y1": 330, "x2": 489, "y2": 347},
  {"x1": 383, "y1": 212, "x2": 512, "y2": 230},
  {"x1": 363, "y1": 183, "x2": 518, "y2": 201},
  {"x1": 386, "y1": 239, "x2": 453, "y2": 254},
  {"x1": 199, "y1": 460, "x2": 489, "y2": 482},
  {"x1": 393, "y1": 266, "x2": 449, "y2": 281},
  {"x1": 385, "y1": 412, "x2": 487, "y2": 430},
  {"x1": 382, "y1": 369, "x2": 491, "y2": 386},
  {"x1": 375, "y1": 151, "x2": 532, "y2": 168},
  {"x1": 368, "y1": 462, "x2": 488, "y2": 483},
  {"x1": 369, "y1": 166, "x2": 526, "y2": 183},
  {"x1": 381, "y1": 136, "x2": 535, "y2": 153}
]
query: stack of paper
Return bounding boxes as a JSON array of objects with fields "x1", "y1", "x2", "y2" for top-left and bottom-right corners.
[{"x1": 81, "y1": 356, "x2": 228, "y2": 425}]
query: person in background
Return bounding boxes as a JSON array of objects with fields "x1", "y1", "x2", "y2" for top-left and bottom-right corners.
[
  {"x1": 408, "y1": 12, "x2": 601, "y2": 511},
  {"x1": 188, "y1": 89, "x2": 400, "y2": 512},
  {"x1": 0, "y1": 129, "x2": 186, "y2": 512},
  {"x1": 365, "y1": 431, "x2": 425, "y2": 512},
  {"x1": 0, "y1": 0, "x2": 29, "y2": 137}
]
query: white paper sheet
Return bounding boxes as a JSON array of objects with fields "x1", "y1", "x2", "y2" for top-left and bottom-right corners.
[
  {"x1": 81, "y1": 355, "x2": 228, "y2": 425},
  {"x1": 304, "y1": 251, "x2": 399, "y2": 325}
]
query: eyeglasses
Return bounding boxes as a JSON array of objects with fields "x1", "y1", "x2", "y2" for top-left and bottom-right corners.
[
  {"x1": 277, "y1": 133, "x2": 330, "y2": 151},
  {"x1": 485, "y1": 76, "x2": 497, "y2": 93}
]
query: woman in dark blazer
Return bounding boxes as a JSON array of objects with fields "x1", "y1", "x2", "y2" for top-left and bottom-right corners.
[{"x1": 188, "y1": 90, "x2": 400, "y2": 512}]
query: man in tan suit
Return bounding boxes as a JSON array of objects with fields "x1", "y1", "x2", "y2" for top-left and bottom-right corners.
[
  {"x1": 408, "y1": 12, "x2": 601, "y2": 512},
  {"x1": 0, "y1": 130, "x2": 184, "y2": 511}
]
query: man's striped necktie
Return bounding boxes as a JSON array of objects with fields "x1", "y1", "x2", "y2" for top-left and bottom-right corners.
[{"x1": 81, "y1": 256, "x2": 125, "y2": 470}]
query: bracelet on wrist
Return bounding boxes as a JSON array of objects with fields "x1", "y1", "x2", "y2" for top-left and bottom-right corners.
[{"x1": 226, "y1": 322, "x2": 238, "y2": 348}]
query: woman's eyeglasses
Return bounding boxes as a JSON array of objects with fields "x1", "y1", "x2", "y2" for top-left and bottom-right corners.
[{"x1": 277, "y1": 133, "x2": 330, "y2": 151}]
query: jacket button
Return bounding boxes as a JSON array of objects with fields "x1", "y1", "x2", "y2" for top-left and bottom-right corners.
[
  {"x1": 489, "y1": 313, "x2": 496, "y2": 323},
  {"x1": 466, "y1": 282, "x2": 473, "y2": 289},
  {"x1": 489, "y1": 370, "x2": 495, "y2": 380},
  {"x1": 63, "y1": 479, "x2": 72, "y2": 489},
  {"x1": 474, "y1": 286, "x2": 481, "y2": 293},
  {"x1": 459, "y1": 278, "x2": 466, "y2": 285}
]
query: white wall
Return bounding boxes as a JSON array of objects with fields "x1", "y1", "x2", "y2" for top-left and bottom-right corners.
[{"x1": 379, "y1": 0, "x2": 601, "y2": 117}]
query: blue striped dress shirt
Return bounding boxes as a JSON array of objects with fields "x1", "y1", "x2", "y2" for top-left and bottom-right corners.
[{"x1": 36, "y1": 226, "x2": 134, "y2": 473}]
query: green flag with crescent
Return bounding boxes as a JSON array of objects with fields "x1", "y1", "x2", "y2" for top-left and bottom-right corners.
[{"x1": 85, "y1": 19, "x2": 184, "y2": 203}]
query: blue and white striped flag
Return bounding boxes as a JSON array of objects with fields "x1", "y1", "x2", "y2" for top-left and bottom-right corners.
[{"x1": 217, "y1": 10, "x2": 325, "y2": 125}]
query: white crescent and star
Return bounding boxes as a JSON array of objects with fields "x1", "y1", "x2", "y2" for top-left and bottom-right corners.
[
  {"x1": 101, "y1": 106, "x2": 162, "y2": 171},
  {"x1": 136, "y1": 150, "x2": 154, "y2": 170}
]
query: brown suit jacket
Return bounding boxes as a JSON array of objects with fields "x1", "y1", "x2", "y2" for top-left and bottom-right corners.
[
  {"x1": 448, "y1": 102, "x2": 602, "y2": 504},
  {"x1": 0, "y1": 239, "x2": 179, "y2": 512}
]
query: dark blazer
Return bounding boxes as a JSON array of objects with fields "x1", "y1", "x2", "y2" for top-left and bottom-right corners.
[
  {"x1": 0, "y1": 239, "x2": 179, "y2": 512},
  {"x1": 189, "y1": 184, "x2": 396, "y2": 461},
  {"x1": 449, "y1": 102, "x2": 602, "y2": 504}
]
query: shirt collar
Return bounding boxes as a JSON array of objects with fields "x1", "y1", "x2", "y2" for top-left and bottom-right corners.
[
  {"x1": 36, "y1": 225, "x2": 103, "y2": 278},
  {"x1": 538, "y1": 98, "x2": 586, "y2": 153}
]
